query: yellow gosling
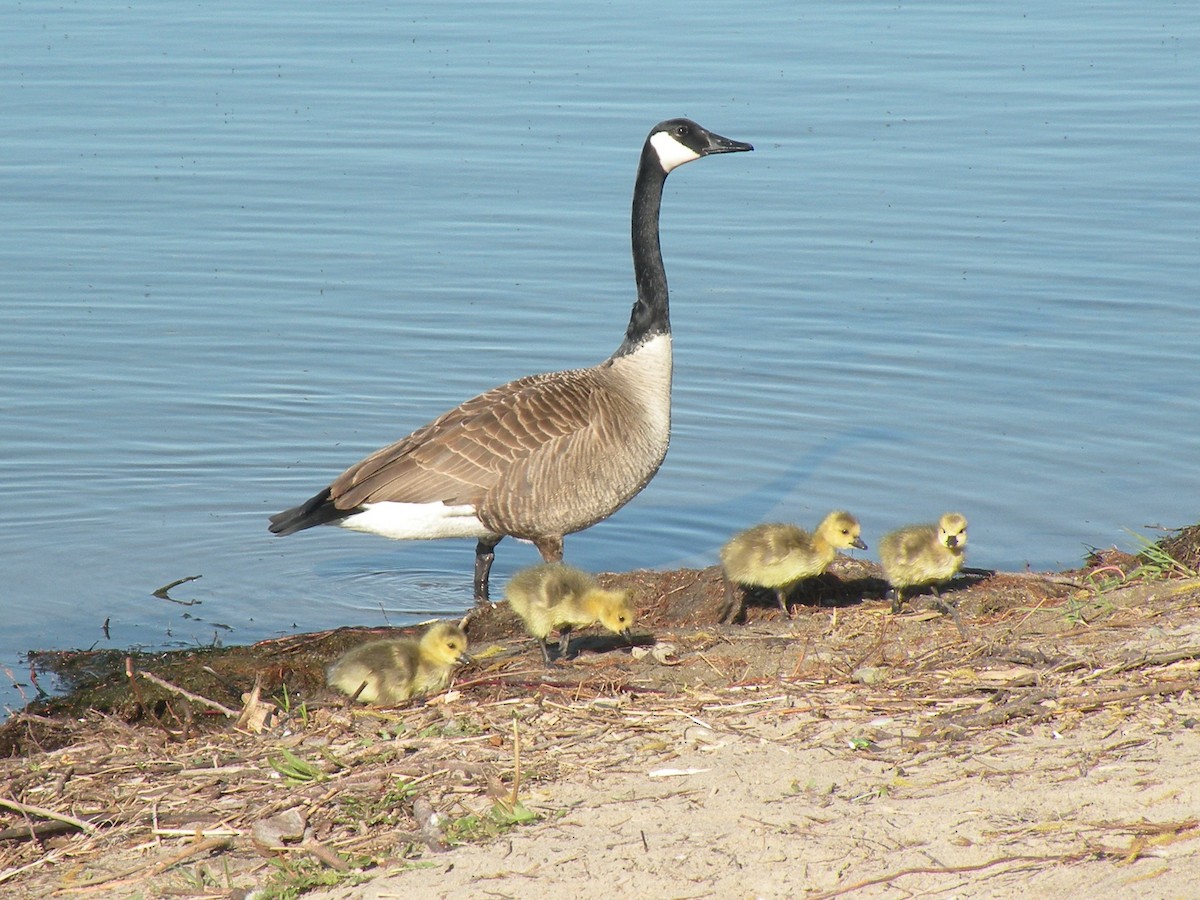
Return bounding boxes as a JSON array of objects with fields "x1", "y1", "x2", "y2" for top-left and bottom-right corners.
[
  {"x1": 505, "y1": 562, "x2": 634, "y2": 665},
  {"x1": 327, "y1": 622, "x2": 470, "y2": 705},
  {"x1": 879, "y1": 512, "x2": 969, "y2": 613},
  {"x1": 719, "y1": 510, "x2": 867, "y2": 622}
]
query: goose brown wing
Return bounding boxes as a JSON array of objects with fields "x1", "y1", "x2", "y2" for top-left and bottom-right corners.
[{"x1": 329, "y1": 369, "x2": 602, "y2": 509}]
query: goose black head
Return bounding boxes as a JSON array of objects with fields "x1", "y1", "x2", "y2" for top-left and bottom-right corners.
[{"x1": 648, "y1": 118, "x2": 754, "y2": 173}]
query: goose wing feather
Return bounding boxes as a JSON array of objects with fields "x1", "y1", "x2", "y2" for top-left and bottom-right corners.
[{"x1": 329, "y1": 368, "x2": 608, "y2": 509}]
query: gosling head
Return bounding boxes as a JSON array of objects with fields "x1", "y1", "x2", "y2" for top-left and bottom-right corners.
[
  {"x1": 937, "y1": 513, "x2": 969, "y2": 552},
  {"x1": 818, "y1": 510, "x2": 869, "y2": 552},
  {"x1": 421, "y1": 622, "x2": 472, "y2": 667},
  {"x1": 647, "y1": 118, "x2": 754, "y2": 174},
  {"x1": 593, "y1": 589, "x2": 636, "y2": 639}
]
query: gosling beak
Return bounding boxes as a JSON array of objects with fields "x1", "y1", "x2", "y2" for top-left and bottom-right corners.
[
  {"x1": 620, "y1": 628, "x2": 633, "y2": 642},
  {"x1": 853, "y1": 537, "x2": 868, "y2": 551},
  {"x1": 457, "y1": 652, "x2": 473, "y2": 665}
]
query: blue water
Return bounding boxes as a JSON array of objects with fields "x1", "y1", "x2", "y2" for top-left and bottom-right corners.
[{"x1": 2, "y1": 2, "x2": 1198, "y2": 712}]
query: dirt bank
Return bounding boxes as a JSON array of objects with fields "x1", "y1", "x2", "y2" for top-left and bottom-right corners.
[{"x1": 2, "y1": 529, "x2": 1199, "y2": 898}]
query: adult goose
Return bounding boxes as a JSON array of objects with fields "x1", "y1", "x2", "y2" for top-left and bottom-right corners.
[{"x1": 269, "y1": 118, "x2": 752, "y2": 601}]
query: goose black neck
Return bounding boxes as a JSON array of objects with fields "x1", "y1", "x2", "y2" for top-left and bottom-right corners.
[{"x1": 614, "y1": 143, "x2": 670, "y2": 357}]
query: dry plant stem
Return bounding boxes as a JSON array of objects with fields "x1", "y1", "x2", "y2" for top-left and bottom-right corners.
[
  {"x1": 58, "y1": 835, "x2": 233, "y2": 894},
  {"x1": 300, "y1": 839, "x2": 351, "y2": 871},
  {"x1": 1062, "y1": 680, "x2": 1196, "y2": 712},
  {"x1": 125, "y1": 657, "x2": 181, "y2": 741},
  {"x1": 510, "y1": 717, "x2": 522, "y2": 807},
  {"x1": 0, "y1": 849, "x2": 66, "y2": 886},
  {"x1": 0, "y1": 796, "x2": 96, "y2": 834},
  {"x1": 138, "y1": 670, "x2": 239, "y2": 718},
  {"x1": 808, "y1": 851, "x2": 1101, "y2": 900}
]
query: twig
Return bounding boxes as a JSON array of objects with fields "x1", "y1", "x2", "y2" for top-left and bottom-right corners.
[
  {"x1": 0, "y1": 796, "x2": 96, "y2": 834},
  {"x1": 510, "y1": 717, "x2": 522, "y2": 808},
  {"x1": 0, "y1": 848, "x2": 65, "y2": 886},
  {"x1": 152, "y1": 575, "x2": 202, "y2": 604},
  {"x1": 1062, "y1": 680, "x2": 1197, "y2": 712},
  {"x1": 807, "y1": 851, "x2": 1099, "y2": 900},
  {"x1": 57, "y1": 835, "x2": 232, "y2": 893},
  {"x1": 1088, "y1": 648, "x2": 1200, "y2": 679},
  {"x1": 138, "y1": 670, "x2": 239, "y2": 718}
]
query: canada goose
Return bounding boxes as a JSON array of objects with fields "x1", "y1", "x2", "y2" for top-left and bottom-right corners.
[
  {"x1": 269, "y1": 119, "x2": 751, "y2": 602},
  {"x1": 719, "y1": 511, "x2": 867, "y2": 622},
  {"x1": 326, "y1": 622, "x2": 470, "y2": 704},
  {"x1": 504, "y1": 562, "x2": 634, "y2": 665},
  {"x1": 879, "y1": 512, "x2": 968, "y2": 613}
]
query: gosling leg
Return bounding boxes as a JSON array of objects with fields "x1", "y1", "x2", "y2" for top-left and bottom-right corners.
[
  {"x1": 719, "y1": 576, "x2": 742, "y2": 624},
  {"x1": 537, "y1": 638, "x2": 554, "y2": 667},
  {"x1": 775, "y1": 587, "x2": 791, "y2": 619},
  {"x1": 557, "y1": 625, "x2": 573, "y2": 661},
  {"x1": 888, "y1": 586, "x2": 905, "y2": 614}
]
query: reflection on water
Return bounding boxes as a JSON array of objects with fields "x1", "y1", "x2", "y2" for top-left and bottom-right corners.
[{"x1": 2, "y1": 1, "x2": 1198, "y2": 709}]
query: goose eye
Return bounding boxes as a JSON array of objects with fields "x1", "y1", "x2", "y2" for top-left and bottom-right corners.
[{"x1": 675, "y1": 124, "x2": 690, "y2": 137}]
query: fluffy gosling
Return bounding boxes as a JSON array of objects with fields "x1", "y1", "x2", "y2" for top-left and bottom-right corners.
[
  {"x1": 719, "y1": 510, "x2": 867, "y2": 622},
  {"x1": 505, "y1": 562, "x2": 634, "y2": 665},
  {"x1": 327, "y1": 621, "x2": 470, "y2": 705},
  {"x1": 879, "y1": 512, "x2": 969, "y2": 613}
]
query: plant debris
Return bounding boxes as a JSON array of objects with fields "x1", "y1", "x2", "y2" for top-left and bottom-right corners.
[{"x1": 3, "y1": 540, "x2": 1200, "y2": 897}]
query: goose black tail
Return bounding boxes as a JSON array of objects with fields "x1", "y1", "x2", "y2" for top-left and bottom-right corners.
[{"x1": 268, "y1": 487, "x2": 355, "y2": 535}]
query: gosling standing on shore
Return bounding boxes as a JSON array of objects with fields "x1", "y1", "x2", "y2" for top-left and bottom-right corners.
[
  {"x1": 719, "y1": 511, "x2": 867, "y2": 622},
  {"x1": 879, "y1": 512, "x2": 968, "y2": 613},
  {"x1": 327, "y1": 622, "x2": 470, "y2": 704},
  {"x1": 505, "y1": 563, "x2": 634, "y2": 665}
]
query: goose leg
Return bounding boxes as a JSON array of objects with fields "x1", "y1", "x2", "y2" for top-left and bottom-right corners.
[
  {"x1": 533, "y1": 535, "x2": 564, "y2": 563},
  {"x1": 473, "y1": 537, "x2": 501, "y2": 604}
]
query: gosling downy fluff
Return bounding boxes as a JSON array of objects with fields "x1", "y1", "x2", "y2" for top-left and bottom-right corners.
[
  {"x1": 879, "y1": 512, "x2": 968, "y2": 613},
  {"x1": 719, "y1": 510, "x2": 867, "y2": 622},
  {"x1": 327, "y1": 621, "x2": 470, "y2": 704},
  {"x1": 505, "y1": 562, "x2": 634, "y2": 664}
]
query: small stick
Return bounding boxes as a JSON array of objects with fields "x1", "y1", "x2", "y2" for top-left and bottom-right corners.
[
  {"x1": 58, "y1": 836, "x2": 231, "y2": 893},
  {"x1": 0, "y1": 796, "x2": 96, "y2": 834},
  {"x1": 152, "y1": 575, "x2": 202, "y2": 604},
  {"x1": 808, "y1": 852, "x2": 1100, "y2": 900},
  {"x1": 1062, "y1": 680, "x2": 1195, "y2": 712},
  {"x1": 138, "y1": 671, "x2": 239, "y2": 718},
  {"x1": 126, "y1": 658, "x2": 180, "y2": 740},
  {"x1": 510, "y1": 717, "x2": 522, "y2": 808}
]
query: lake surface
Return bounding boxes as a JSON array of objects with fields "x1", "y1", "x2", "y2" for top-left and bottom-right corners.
[{"x1": 2, "y1": 1, "x2": 1197, "y2": 711}]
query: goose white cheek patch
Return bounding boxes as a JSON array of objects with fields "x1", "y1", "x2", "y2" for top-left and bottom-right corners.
[{"x1": 649, "y1": 131, "x2": 702, "y2": 172}]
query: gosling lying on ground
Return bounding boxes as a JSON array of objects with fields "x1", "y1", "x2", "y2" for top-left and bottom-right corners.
[
  {"x1": 505, "y1": 562, "x2": 634, "y2": 665},
  {"x1": 879, "y1": 512, "x2": 969, "y2": 613},
  {"x1": 719, "y1": 510, "x2": 867, "y2": 622},
  {"x1": 327, "y1": 621, "x2": 470, "y2": 704}
]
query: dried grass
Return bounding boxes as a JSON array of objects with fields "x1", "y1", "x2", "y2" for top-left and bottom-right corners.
[{"x1": 2, "y1": 559, "x2": 1199, "y2": 897}]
